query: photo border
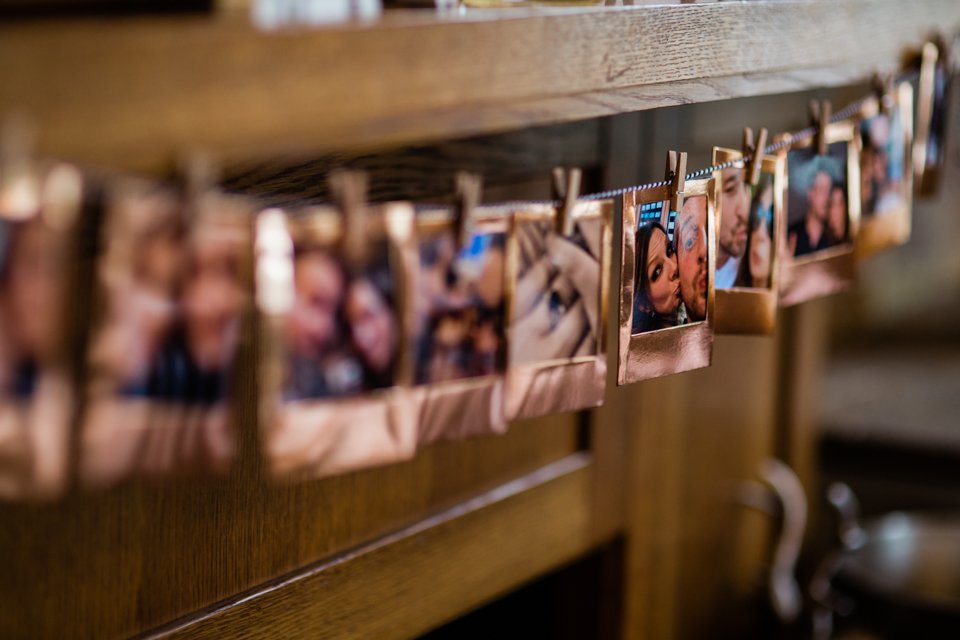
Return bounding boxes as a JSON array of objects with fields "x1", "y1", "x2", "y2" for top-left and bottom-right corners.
[
  {"x1": 711, "y1": 147, "x2": 785, "y2": 335},
  {"x1": 854, "y1": 82, "x2": 914, "y2": 259},
  {"x1": 503, "y1": 199, "x2": 612, "y2": 421},
  {"x1": 617, "y1": 177, "x2": 716, "y2": 386},
  {"x1": 258, "y1": 202, "x2": 419, "y2": 482},
  {"x1": 80, "y1": 187, "x2": 255, "y2": 488},
  {"x1": 778, "y1": 121, "x2": 860, "y2": 307},
  {"x1": 410, "y1": 207, "x2": 510, "y2": 447}
]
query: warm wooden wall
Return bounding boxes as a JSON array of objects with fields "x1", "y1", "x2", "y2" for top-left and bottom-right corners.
[{"x1": 1, "y1": 3, "x2": 956, "y2": 638}]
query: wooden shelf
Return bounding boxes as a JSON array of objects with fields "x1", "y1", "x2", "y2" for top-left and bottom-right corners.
[{"x1": 3, "y1": 0, "x2": 959, "y2": 174}]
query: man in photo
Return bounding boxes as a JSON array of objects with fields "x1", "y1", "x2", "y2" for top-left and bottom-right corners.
[
  {"x1": 788, "y1": 152, "x2": 844, "y2": 256},
  {"x1": 676, "y1": 196, "x2": 708, "y2": 322},
  {"x1": 715, "y1": 166, "x2": 750, "y2": 289}
]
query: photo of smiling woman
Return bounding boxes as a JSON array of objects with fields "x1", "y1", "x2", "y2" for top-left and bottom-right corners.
[
  {"x1": 735, "y1": 175, "x2": 775, "y2": 288},
  {"x1": 631, "y1": 193, "x2": 709, "y2": 334}
]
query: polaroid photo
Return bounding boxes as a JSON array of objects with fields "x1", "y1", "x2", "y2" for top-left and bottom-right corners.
[
  {"x1": 617, "y1": 178, "x2": 716, "y2": 386},
  {"x1": 855, "y1": 81, "x2": 914, "y2": 258},
  {"x1": 80, "y1": 182, "x2": 253, "y2": 488},
  {"x1": 410, "y1": 208, "x2": 509, "y2": 446},
  {"x1": 0, "y1": 162, "x2": 83, "y2": 501},
  {"x1": 711, "y1": 147, "x2": 785, "y2": 335},
  {"x1": 503, "y1": 200, "x2": 612, "y2": 421},
  {"x1": 779, "y1": 122, "x2": 860, "y2": 307},
  {"x1": 914, "y1": 40, "x2": 954, "y2": 195},
  {"x1": 256, "y1": 202, "x2": 418, "y2": 481}
]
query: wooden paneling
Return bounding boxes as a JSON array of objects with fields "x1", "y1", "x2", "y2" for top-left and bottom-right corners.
[
  {"x1": 0, "y1": 413, "x2": 580, "y2": 639},
  {"x1": 149, "y1": 455, "x2": 596, "y2": 640},
  {"x1": 623, "y1": 334, "x2": 780, "y2": 640},
  {"x1": 3, "y1": 1, "x2": 959, "y2": 172}
]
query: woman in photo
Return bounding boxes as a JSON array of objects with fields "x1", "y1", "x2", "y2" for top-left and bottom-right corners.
[
  {"x1": 632, "y1": 220, "x2": 683, "y2": 333},
  {"x1": 827, "y1": 184, "x2": 848, "y2": 244},
  {"x1": 344, "y1": 271, "x2": 398, "y2": 392},
  {"x1": 736, "y1": 203, "x2": 773, "y2": 289}
]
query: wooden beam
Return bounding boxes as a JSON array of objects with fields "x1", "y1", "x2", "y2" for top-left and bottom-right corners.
[
  {"x1": 2, "y1": 1, "x2": 958, "y2": 172},
  {"x1": 144, "y1": 454, "x2": 596, "y2": 640}
]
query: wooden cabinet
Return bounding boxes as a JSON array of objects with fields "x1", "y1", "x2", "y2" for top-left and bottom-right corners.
[{"x1": 1, "y1": 2, "x2": 958, "y2": 638}]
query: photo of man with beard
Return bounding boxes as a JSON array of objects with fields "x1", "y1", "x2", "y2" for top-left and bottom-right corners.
[
  {"x1": 676, "y1": 195, "x2": 709, "y2": 322},
  {"x1": 715, "y1": 165, "x2": 750, "y2": 289}
]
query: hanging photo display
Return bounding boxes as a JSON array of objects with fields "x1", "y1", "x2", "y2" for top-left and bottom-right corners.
[
  {"x1": 411, "y1": 198, "x2": 508, "y2": 445},
  {"x1": 504, "y1": 197, "x2": 612, "y2": 421},
  {"x1": 779, "y1": 107, "x2": 861, "y2": 307},
  {"x1": 712, "y1": 128, "x2": 786, "y2": 335},
  {"x1": 618, "y1": 156, "x2": 716, "y2": 386},
  {"x1": 80, "y1": 182, "x2": 252, "y2": 488},
  {"x1": 0, "y1": 162, "x2": 83, "y2": 501},
  {"x1": 256, "y1": 195, "x2": 418, "y2": 481},
  {"x1": 855, "y1": 80, "x2": 914, "y2": 257},
  {"x1": 914, "y1": 39, "x2": 955, "y2": 195}
]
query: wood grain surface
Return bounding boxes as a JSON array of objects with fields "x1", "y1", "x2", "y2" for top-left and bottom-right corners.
[
  {"x1": 149, "y1": 455, "x2": 595, "y2": 640},
  {"x1": 0, "y1": 412, "x2": 580, "y2": 639},
  {"x1": 3, "y1": 1, "x2": 959, "y2": 172}
]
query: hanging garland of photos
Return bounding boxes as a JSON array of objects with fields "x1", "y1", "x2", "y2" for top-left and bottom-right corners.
[{"x1": 0, "y1": 38, "x2": 953, "y2": 499}]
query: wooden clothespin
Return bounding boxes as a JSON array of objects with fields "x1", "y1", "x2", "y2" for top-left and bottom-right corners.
[
  {"x1": 328, "y1": 169, "x2": 370, "y2": 272},
  {"x1": 181, "y1": 149, "x2": 219, "y2": 201},
  {"x1": 178, "y1": 149, "x2": 221, "y2": 226},
  {"x1": 872, "y1": 73, "x2": 895, "y2": 115},
  {"x1": 742, "y1": 127, "x2": 769, "y2": 187},
  {"x1": 809, "y1": 100, "x2": 831, "y2": 156},
  {"x1": 551, "y1": 167, "x2": 582, "y2": 236},
  {"x1": 453, "y1": 171, "x2": 481, "y2": 250},
  {"x1": 665, "y1": 150, "x2": 687, "y2": 212}
]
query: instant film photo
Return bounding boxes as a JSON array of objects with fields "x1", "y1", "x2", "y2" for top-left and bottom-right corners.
[
  {"x1": 0, "y1": 161, "x2": 83, "y2": 501},
  {"x1": 504, "y1": 199, "x2": 612, "y2": 421},
  {"x1": 618, "y1": 177, "x2": 716, "y2": 385},
  {"x1": 256, "y1": 202, "x2": 418, "y2": 481},
  {"x1": 914, "y1": 40, "x2": 955, "y2": 195},
  {"x1": 711, "y1": 144, "x2": 786, "y2": 335},
  {"x1": 80, "y1": 182, "x2": 253, "y2": 488},
  {"x1": 779, "y1": 121, "x2": 860, "y2": 307},
  {"x1": 855, "y1": 81, "x2": 914, "y2": 258},
  {"x1": 411, "y1": 207, "x2": 509, "y2": 445}
]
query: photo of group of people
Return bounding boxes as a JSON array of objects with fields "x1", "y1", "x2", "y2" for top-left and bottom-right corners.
[
  {"x1": 715, "y1": 165, "x2": 775, "y2": 290},
  {"x1": 631, "y1": 194, "x2": 709, "y2": 334},
  {"x1": 787, "y1": 142, "x2": 851, "y2": 257},
  {"x1": 414, "y1": 225, "x2": 506, "y2": 384},
  {"x1": 282, "y1": 234, "x2": 399, "y2": 401},
  {"x1": 82, "y1": 190, "x2": 247, "y2": 483},
  {"x1": 860, "y1": 107, "x2": 907, "y2": 218},
  {"x1": 510, "y1": 216, "x2": 602, "y2": 365}
]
